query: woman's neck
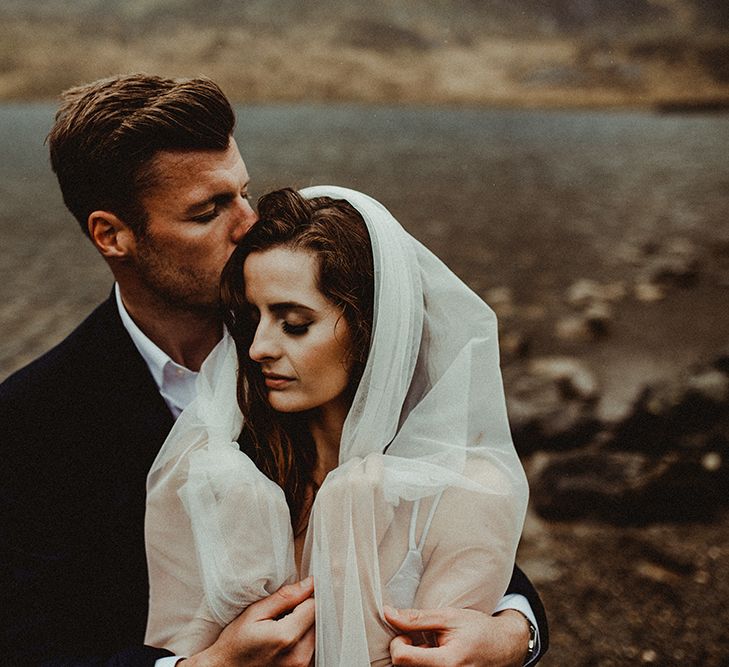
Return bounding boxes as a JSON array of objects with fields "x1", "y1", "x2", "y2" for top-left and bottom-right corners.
[
  {"x1": 295, "y1": 399, "x2": 349, "y2": 573},
  {"x1": 308, "y1": 398, "x2": 349, "y2": 486}
]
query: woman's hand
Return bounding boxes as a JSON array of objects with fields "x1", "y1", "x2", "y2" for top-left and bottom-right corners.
[
  {"x1": 181, "y1": 577, "x2": 316, "y2": 667},
  {"x1": 385, "y1": 606, "x2": 530, "y2": 667}
]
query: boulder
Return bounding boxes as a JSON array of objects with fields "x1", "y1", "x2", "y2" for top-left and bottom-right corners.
[
  {"x1": 566, "y1": 279, "x2": 625, "y2": 308},
  {"x1": 505, "y1": 357, "x2": 600, "y2": 453},
  {"x1": 555, "y1": 315, "x2": 594, "y2": 342},
  {"x1": 583, "y1": 301, "x2": 613, "y2": 335},
  {"x1": 638, "y1": 237, "x2": 700, "y2": 288},
  {"x1": 499, "y1": 330, "x2": 530, "y2": 361},
  {"x1": 528, "y1": 357, "x2": 600, "y2": 402},
  {"x1": 485, "y1": 286, "x2": 515, "y2": 318},
  {"x1": 610, "y1": 363, "x2": 729, "y2": 453},
  {"x1": 531, "y1": 448, "x2": 729, "y2": 524},
  {"x1": 634, "y1": 281, "x2": 665, "y2": 302}
]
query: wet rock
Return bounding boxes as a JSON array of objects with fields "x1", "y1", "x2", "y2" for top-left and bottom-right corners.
[
  {"x1": 709, "y1": 239, "x2": 729, "y2": 287},
  {"x1": 563, "y1": 280, "x2": 620, "y2": 337},
  {"x1": 702, "y1": 451, "x2": 722, "y2": 472},
  {"x1": 687, "y1": 368, "x2": 729, "y2": 404},
  {"x1": 505, "y1": 357, "x2": 600, "y2": 453},
  {"x1": 555, "y1": 315, "x2": 593, "y2": 342},
  {"x1": 642, "y1": 255, "x2": 698, "y2": 286},
  {"x1": 634, "y1": 281, "x2": 665, "y2": 302},
  {"x1": 566, "y1": 279, "x2": 625, "y2": 307},
  {"x1": 583, "y1": 301, "x2": 613, "y2": 335},
  {"x1": 713, "y1": 345, "x2": 729, "y2": 374},
  {"x1": 485, "y1": 286, "x2": 514, "y2": 318},
  {"x1": 555, "y1": 309, "x2": 610, "y2": 341},
  {"x1": 531, "y1": 352, "x2": 729, "y2": 524},
  {"x1": 639, "y1": 237, "x2": 700, "y2": 287},
  {"x1": 485, "y1": 286, "x2": 513, "y2": 306},
  {"x1": 610, "y1": 363, "x2": 729, "y2": 453},
  {"x1": 531, "y1": 448, "x2": 729, "y2": 524},
  {"x1": 529, "y1": 357, "x2": 600, "y2": 402},
  {"x1": 499, "y1": 330, "x2": 530, "y2": 361}
]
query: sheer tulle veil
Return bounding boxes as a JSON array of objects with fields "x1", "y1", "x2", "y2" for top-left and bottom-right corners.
[{"x1": 144, "y1": 186, "x2": 529, "y2": 665}]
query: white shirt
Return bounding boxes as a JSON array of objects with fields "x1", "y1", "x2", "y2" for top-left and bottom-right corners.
[
  {"x1": 115, "y1": 284, "x2": 198, "y2": 418},
  {"x1": 115, "y1": 285, "x2": 540, "y2": 666}
]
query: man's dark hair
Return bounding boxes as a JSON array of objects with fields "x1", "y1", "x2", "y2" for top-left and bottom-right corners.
[{"x1": 47, "y1": 73, "x2": 236, "y2": 237}]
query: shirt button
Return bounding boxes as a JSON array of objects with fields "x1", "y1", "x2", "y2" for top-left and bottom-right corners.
[{"x1": 175, "y1": 368, "x2": 184, "y2": 377}]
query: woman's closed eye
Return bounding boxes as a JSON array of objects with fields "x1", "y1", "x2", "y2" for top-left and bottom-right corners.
[{"x1": 282, "y1": 320, "x2": 311, "y2": 335}]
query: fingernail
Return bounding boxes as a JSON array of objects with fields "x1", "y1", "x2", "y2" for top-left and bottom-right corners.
[
  {"x1": 300, "y1": 575, "x2": 314, "y2": 588},
  {"x1": 384, "y1": 605, "x2": 398, "y2": 617}
]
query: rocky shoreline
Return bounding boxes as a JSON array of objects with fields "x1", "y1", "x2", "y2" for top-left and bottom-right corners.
[
  {"x1": 499, "y1": 236, "x2": 728, "y2": 525},
  {"x1": 498, "y1": 236, "x2": 729, "y2": 665}
]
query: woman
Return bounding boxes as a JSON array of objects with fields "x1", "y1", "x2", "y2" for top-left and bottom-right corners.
[{"x1": 145, "y1": 186, "x2": 529, "y2": 665}]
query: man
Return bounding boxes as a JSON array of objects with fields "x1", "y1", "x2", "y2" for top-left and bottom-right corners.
[{"x1": 0, "y1": 74, "x2": 547, "y2": 666}]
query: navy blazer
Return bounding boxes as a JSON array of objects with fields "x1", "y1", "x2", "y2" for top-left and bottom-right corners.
[{"x1": 0, "y1": 293, "x2": 547, "y2": 665}]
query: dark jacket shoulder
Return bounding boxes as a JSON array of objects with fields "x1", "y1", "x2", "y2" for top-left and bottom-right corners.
[
  {"x1": 1, "y1": 294, "x2": 175, "y2": 664},
  {"x1": 2, "y1": 296, "x2": 148, "y2": 407}
]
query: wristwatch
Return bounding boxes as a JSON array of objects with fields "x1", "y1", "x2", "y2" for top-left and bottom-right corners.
[
  {"x1": 508, "y1": 609, "x2": 537, "y2": 664},
  {"x1": 523, "y1": 616, "x2": 537, "y2": 664}
]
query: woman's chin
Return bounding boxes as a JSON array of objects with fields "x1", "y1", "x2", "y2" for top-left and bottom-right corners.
[{"x1": 267, "y1": 395, "x2": 306, "y2": 413}]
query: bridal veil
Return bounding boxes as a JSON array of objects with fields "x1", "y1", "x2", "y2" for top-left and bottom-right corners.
[{"x1": 144, "y1": 186, "x2": 529, "y2": 665}]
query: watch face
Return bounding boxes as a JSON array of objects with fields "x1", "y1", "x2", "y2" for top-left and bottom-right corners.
[{"x1": 527, "y1": 621, "x2": 536, "y2": 655}]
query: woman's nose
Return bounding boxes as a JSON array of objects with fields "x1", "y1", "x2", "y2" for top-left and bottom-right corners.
[{"x1": 248, "y1": 323, "x2": 278, "y2": 362}]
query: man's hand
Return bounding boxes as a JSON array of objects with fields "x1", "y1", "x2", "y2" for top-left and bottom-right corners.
[
  {"x1": 385, "y1": 606, "x2": 530, "y2": 667},
  {"x1": 182, "y1": 577, "x2": 316, "y2": 667}
]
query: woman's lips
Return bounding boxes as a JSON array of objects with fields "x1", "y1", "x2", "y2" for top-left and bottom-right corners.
[{"x1": 263, "y1": 373, "x2": 294, "y2": 390}]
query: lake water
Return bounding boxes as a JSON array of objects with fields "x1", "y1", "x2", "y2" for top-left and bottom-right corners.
[{"x1": 1, "y1": 103, "x2": 728, "y2": 402}]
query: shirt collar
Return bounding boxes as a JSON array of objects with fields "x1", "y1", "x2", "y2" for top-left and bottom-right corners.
[{"x1": 114, "y1": 283, "x2": 186, "y2": 389}]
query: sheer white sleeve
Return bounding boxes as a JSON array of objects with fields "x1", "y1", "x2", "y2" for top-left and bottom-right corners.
[{"x1": 144, "y1": 333, "x2": 296, "y2": 655}]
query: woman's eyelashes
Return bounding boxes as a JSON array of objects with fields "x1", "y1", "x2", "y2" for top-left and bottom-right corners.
[
  {"x1": 282, "y1": 320, "x2": 311, "y2": 336},
  {"x1": 246, "y1": 307, "x2": 310, "y2": 335}
]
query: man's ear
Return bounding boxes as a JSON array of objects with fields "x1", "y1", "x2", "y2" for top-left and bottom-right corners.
[{"x1": 88, "y1": 210, "x2": 136, "y2": 258}]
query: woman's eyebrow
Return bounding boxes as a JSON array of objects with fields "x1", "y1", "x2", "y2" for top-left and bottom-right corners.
[{"x1": 270, "y1": 302, "x2": 315, "y2": 315}]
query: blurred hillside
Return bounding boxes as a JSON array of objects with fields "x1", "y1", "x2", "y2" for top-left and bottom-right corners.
[{"x1": 1, "y1": 0, "x2": 728, "y2": 106}]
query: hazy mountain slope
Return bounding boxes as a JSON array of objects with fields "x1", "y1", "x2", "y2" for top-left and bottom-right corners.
[{"x1": 1, "y1": 0, "x2": 727, "y2": 105}]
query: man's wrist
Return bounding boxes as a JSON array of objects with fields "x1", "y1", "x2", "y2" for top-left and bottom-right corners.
[
  {"x1": 493, "y1": 608, "x2": 533, "y2": 665},
  {"x1": 513, "y1": 611, "x2": 537, "y2": 663},
  {"x1": 493, "y1": 593, "x2": 541, "y2": 665}
]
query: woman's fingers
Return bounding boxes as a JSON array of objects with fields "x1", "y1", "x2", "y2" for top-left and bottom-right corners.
[
  {"x1": 248, "y1": 576, "x2": 315, "y2": 622},
  {"x1": 278, "y1": 596, "x2": 316, "y2": 640},
  {"x1": 282, "y1": 623, "x2": 316, "y2": 666}
]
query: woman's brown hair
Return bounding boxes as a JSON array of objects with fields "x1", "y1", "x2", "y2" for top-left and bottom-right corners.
[{"x1": 220, "y1": 188, "x2": 374, "y2": 533}]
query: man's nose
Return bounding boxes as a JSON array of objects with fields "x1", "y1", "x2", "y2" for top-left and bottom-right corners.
[{"x1": 231, "y1": 196, "x2": 258, "y2": 243}]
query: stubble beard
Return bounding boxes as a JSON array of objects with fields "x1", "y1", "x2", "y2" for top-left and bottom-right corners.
[{"x1": 134, "y1": 235, "x2": 220, "y2": 317}]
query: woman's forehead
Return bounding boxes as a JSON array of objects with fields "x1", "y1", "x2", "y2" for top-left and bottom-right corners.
[{"x1": 244, "y1": 247, "x2": 324, "y2": 307}]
